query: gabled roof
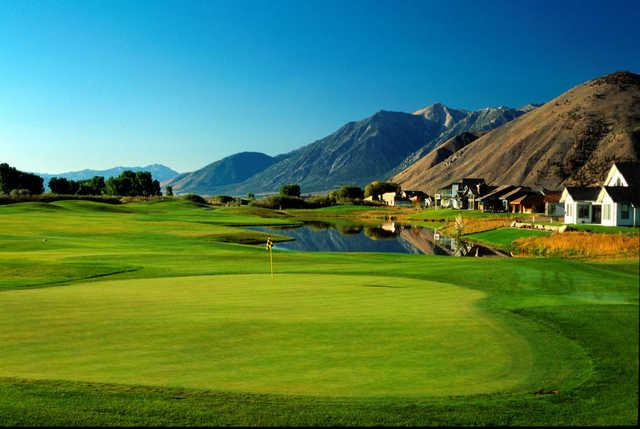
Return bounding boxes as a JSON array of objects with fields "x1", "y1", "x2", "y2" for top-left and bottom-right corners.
[
  {"x1": 563, "y1": 187, "x2": 600, "y2": 201},
  {"x1": 602, "y1": 186, "x2": 640, "y2": 205},
  {"x1": 613, "y1": 161, "x2": 640, "y2": 187},
  {"x1": 477, "y1": 185, "x2": 517, "y2": 201},
  {"x1": 498, "y1": 186, "x2": 532, "y2": 201}
]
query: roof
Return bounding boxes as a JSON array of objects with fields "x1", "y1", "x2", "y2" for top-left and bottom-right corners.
[
  {"x1": 499, "y1": 186, "x2": 532, "y2": 201},
  {"x1": 564, "y1": 187, "x2": 601, "y2": 201},
  {"x1": 461, "y1": 178, "x2": 485, "y2": 186},
  {"x1": 510, "y1": 192, "x2": 543, "y2": 205},
  {"x1": 543, "y1": 191, "x2": 562, "y2": 202},
  {"x1": 603, "y1": 186, "x2": 640, "y2": 205},
  {"x1": 613, "y1": 161, "x2": 640, "y2": 187},
  {"x1": 477, "y1": 185, "x2": 517, "y2": 201}
]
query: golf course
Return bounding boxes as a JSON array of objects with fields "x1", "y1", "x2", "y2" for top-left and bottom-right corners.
[{"x1": 0, "y1": 198, "x2": 637, "y2": 426}]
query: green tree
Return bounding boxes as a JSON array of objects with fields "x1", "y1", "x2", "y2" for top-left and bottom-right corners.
[
  {"x1": 364, "y1": 181, "x2": 400, "y2": 199},
  {"x1": 0, "y1": 163, "x2": 44, "y2": 195},
  {"x1": 165, "y1": 185, "x2": 174, "y2": 197},
  {"x1": 280, "y1": 184, "x2": 301, "y2": 197}
]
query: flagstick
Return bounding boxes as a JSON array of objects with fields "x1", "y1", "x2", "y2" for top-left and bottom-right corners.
[{"x1": 269, "y1": 247, "x2": 274, "y2": 279}]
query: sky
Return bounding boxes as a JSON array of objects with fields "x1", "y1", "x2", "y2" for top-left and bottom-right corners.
[{"x1": 1, "y1": 0, "x2": 639, "y2": 174}]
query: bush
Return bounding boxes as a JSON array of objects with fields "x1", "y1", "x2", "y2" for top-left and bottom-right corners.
[
  {"x1": 181, "y1": 194, "x2": 208, "y2": 205},
  {"x1": 210, "y1": 195, "x2": 235, "y2": 205},
  {"x1": 251, "y1": 195, "x2": 308, "y2": 209}
]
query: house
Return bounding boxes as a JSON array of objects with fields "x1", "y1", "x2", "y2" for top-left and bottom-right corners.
[
  {"x1": 402, "y1": 190, "x2": 432, "y2": 207},
  {"x1": 509, "y1": 191, "x2": 544, "y2": 213},
  {"x1": 464, "y1": 183, "x2": 495, "y2": 210},
  {"x1": 435, "y1": 178, "x2": 485, "y2": 209},
  {"x1": 560, "y1": 161, "x2": 639, "y2": 226},
  {"x1": 381, "y1": 191, "x2": 412, "y2": 207},
  {"x1": 543, "y1": 190, "x2": 564, "y2": 217},
  {"x1": 477, "y1": 185, "x2": 518, "y2": 212},
  {"x1": 596, "y1": 187, "x2": 640, "y2": 226},
  {"x1": 560, "y1": 187, "x2": 602, "y2": 224}
]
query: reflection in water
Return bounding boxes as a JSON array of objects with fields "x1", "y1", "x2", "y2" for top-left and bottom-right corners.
[{"x1": 250, "y1": 222, "x2": 503, "y2": 257}]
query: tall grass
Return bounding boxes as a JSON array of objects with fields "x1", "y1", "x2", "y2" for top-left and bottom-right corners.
[{"x1": 515, "y1": 231, "x2": 640, "y2": 258}]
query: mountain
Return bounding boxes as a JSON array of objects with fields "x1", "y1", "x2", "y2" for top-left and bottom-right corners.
[
  {"x1": 392, "y1": 71, "x2": 640, "y2": 193},
  {"x1": 392, "y1": 104, "x2": 535, "y2": 174},
  {"x1": 163, "y1": 152, "x2": 278, "y2": 195},
  {"x1": 38, "y1": 164, "x2": 180, "y2": 189},
  {"x1": 222, "y1": 111, "x2": 445, "y2": 195},
  {"x1": 204, "y1": 104, "x2": 532, "y2": 195}
]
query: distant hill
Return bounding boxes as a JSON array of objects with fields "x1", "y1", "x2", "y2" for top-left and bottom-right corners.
[
  {"x1": 163, "y1": 152, "x2": 278, "y2": 195},
  {"x1": 38, "y1": 164, "x2": 180, "y2": 190},
  {"x1": 201, "y1": 104, "x2": 532, "y2": 196},
  {"x1": 393, "y1": 71, "x2": 640, "y2": 193}
]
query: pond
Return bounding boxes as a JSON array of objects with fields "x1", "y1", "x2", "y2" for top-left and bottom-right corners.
[{"x1": 250, "y1": 221, "x2": 504, "y2": 257}]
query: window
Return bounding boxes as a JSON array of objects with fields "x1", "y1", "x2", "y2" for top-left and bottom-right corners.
[
  {"x1": 566, "y1": 204, "x2": 572, "y2": 217},
  {"x1": 578, "y1": 204, "x2": 590, "y2": 219},
  {"x1": 621, "y1": 204, "x2": 630, "y2": 219},
  {"x1": 603, "y1": 204, "x2": 611, "y2": 221}
]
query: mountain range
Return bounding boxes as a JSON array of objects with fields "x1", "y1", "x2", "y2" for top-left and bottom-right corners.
[
  {"x1": 38, "y1": 164, "x2": 180, "y2": 190},
  {"x1": 166, "y1": 103, "x2": 536, "y2": 195},
  {"x1": 393, "y1": 71, "x2": 640, "y2": 192}
]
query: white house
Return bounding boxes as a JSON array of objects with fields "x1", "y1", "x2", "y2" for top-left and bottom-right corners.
[
  {"x1": 559, "y1": 187, "x2": 601, "y2": 224},
  {"x1": 381, "y1": 191, "x2": 412, "y2": 207},
  {"x1": 596, "y1": 187, "x2": 640, "y2": 226},
  {"x1": 560, "y1": 161, "x2": 639, "y2": 226}
]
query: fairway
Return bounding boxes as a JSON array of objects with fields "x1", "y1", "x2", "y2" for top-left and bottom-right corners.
[
  {"x1": 1, "y1": 274, "x2": 531, "y2": 397},
  {"x1": 0, "y1": 200, "x2": 637, "y2": 425}
]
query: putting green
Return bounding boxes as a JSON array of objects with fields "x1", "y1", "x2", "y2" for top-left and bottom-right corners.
[{"x1": 0, "y1": 274, "x2": 533, "y2": 397}]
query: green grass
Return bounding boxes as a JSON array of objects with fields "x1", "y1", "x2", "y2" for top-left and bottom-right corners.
[
  {"x1": 465, "y1": 227, "x2": 551, "y2": 250},
  {"x1": 408, "y1": 208, "x2": 519, "y2": 222},
  {"x1": 0, "y1": 199, "x2": 637, "y2": 426}
]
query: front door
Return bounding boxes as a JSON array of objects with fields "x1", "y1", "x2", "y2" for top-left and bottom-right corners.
[{"x1": 592, "y1": 205, "x2": 602, "y2": 224}]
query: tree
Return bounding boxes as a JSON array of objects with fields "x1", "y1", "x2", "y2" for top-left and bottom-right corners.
[
  {"x1": 165, "y1": 185, "x2": 174, "y2": 196},
  {"x1": 331, "y1": 185, "x2": 364, "y2": 201},
  {"x1": 364, "y1": 181, "x2": 400, "y2": 199},
  {"x1": 105, "y1": 170, "x2": 161, "y2": 196},
  {"x1": 280, "y1": 184, "x2": 301, "y2": 197},
  {"x1": 49, "y1": 177, "x2": 77, "y2": 194},
  {"x1": 0, "y1": 163, "x2": 44, "y2": 195},
  {"x1": 247, "y1": 192, "x2": 255, "y2": 200}
]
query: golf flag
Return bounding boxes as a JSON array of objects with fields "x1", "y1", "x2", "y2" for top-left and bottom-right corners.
[{"x1": 266, "y1": 236, "x2": 274, "y2": 278}]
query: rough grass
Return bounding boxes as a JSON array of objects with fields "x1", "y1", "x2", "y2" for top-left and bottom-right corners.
[
  {"x1": 515, "y1": 231, "x2": 640, "y2": 258},
  {"x1": 0, "y1": 200, "x2": 637, "y2": 426}
]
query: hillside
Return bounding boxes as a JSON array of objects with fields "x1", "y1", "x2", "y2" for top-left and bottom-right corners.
[
  {"x1": 163, "y1": 152, "x2": 278, "y2": 195},
  {"x1": 38, "y1": 164, "x2": 180, "y2": 190},
  {"x1": 393, "y1": 71, "x2": 640, "y2": 193}
]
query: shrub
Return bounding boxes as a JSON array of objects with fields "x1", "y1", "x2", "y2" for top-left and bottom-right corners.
[
  {"x1": 251, "y1": 195, "x2": 307, "y2": 209},
  {"x1": 181, "y1": 194, "x2": 208, "y2": 205}
]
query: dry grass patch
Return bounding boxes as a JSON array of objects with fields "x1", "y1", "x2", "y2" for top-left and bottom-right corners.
[{"x1": 514, "y1": 231, "x2": 640, "y2": 258}]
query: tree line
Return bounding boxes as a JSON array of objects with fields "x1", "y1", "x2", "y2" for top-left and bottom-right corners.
[
  {"x1": 0, "y1": 163, "x2": 162, "y2": 197},
  {"x1": 50, "y1": 171, "x2": 161, "y2": 196}
]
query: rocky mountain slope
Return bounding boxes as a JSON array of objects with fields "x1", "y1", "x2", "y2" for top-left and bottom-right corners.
[{"x1": 393, "y1": 71, "x2": 640, "y2": 193}]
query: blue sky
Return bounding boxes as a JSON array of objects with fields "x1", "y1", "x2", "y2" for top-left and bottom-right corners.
[{"x1": 1, "y1": 0, "x2": 639, "y2": 173}]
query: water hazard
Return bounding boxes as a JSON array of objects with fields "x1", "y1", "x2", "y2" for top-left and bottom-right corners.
[{"x1": 250, "y1": 221, "x2": 504, "y2": 256}]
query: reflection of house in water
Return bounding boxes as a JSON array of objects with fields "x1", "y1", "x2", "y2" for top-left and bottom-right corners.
[
  {"x1": 381, "y1": 221, "x2": 398, "y2": 233},
  {"x1": 399, "y1": 226, "x2": 450, "y2": 255}
]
